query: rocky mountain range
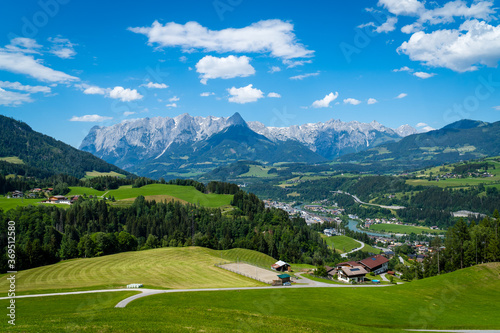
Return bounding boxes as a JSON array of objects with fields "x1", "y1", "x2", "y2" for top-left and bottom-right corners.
[{"x1": 79, "y1": 112, "x2": 417, "y2": 177}]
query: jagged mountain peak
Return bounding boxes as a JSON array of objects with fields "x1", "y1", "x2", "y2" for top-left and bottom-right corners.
[{"x1": 226, "y1": 112, "x2": 247, "y2": 127}]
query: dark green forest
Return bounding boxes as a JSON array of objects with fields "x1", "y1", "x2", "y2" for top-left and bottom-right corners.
[{"x1": 0, "y1": 182, "x2": 337, "y2": 273}]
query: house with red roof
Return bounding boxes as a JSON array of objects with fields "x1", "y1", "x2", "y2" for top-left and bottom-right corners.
[{"x1": 359, "y1": 255, "x2": 389, "y2": 275}]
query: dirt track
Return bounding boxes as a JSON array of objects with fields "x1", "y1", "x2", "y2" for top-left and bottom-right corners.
[{"x1": 220, "y1": 263, "x2": 281, "y2": 284}]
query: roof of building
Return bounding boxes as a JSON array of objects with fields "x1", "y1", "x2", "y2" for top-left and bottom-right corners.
[
  {"x1": 340, "y1": 266, "x2": 368, "y2": 277},
  {"x1": 274, "y1": 260, "x2": 289, "y2": 267},
  {"x1": 336, "y1": 261, "x2": 359, "y2": 267},
  {"x1": 359, "y1": 255, "x2": 389, "y2": 269},
  {"x1": 277, "y1": 274, "x2": 291, "y2": 279}
]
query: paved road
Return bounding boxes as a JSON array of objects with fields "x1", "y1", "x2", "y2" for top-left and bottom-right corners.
[
  {"x1": 0, "y1": 289, "x2": 134, "y2": 300},
  {"x1": 332, "y1": 191, "x2": 405, "y2": 210},
  {"x1": 340, "y1": 239, "x2": 365, "y2": 258}
]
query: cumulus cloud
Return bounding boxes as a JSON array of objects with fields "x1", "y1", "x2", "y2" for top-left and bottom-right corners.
[
  {"x1": 267, "y1": 92, "x2": 281, "y2": 98},
  {"x1": 141, "y1": 82, "x2": 168, "y2": 89},
  {"x1": 196, "y1": 55, "x2": 255, "y2": 84},
  {"x1": 108, "y1": 86, "x2": 143, "y2": 102},
  {"x1": 78, "y1": 84, "x2": 143, "y2": 102},
  {"x1": 169, "y1": 96, "x2": 179, "y2": 102},
  {"x1": 200, "y1": 92, "x2": 215, "y2": 97},
  {"x1": 166, "y1": 103, "x2": 177, "y2": 108},
  {"x1": 344, "y1": 98, "x2": 362, "y2": 105},
  {"x1": 124, "y1": 111, "x2": 136, "y2": 116},
  {"x1": 396, "y1": 93, "x2": 408, "y2": 99},
  {"x1": 367, "y1": 98, "x2": 378, "y2": 104},
  {"x1": 418, "y1": 0, "x2": 495, "y2": 25},
  {"x1": 312, "y1": 92, "x2": 339, "y2": 108},
  {"x1": 378, "y1": 0, "x2": 424, "y2": 16},
  {"x1": 398, "y1": 20, "x2": 500, "y2": 72},
  {"x1": 413, "y1": 71, "x2": 436, "y2": 79},
  {"x1": 227, "y1": 84, "x2": 264, "y2": 104},
  {"x1": 0, "y1": 87, "x2": 32, "y2": 106},
  {"x1": 129, "y1": 19, "x2": 313, "y2": 60},
  {"x1": 70, "y1": 114, "x2": 112, "y2": 122},
  {"x1": 48, "y1": 37, "x2": 76, "y2": 59},
  {"x1": 289, "y1": 72, "x2": 320, "y2": 80},
  {"x1": 0, "y1": 81, "x2": 51, "y2": 94},
  {"x1": 416, "y1": 122, "x2": 435, "y2": 132}
]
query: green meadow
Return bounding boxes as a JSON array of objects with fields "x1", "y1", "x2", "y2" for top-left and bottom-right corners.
[
  {"x1": 0, "y1": 247, "x2": 270, "y2": 295},
  {"x1": 369, "y1": 223, "x2": 443, "y2": 235},
  {"x1": 3, "y1": 263, "x2": 498, "y2": 332}
]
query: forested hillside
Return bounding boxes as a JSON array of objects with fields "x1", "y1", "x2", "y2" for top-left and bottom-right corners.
[{"x1": 0, "y1": 115, "x2": 131, "y2": 179}]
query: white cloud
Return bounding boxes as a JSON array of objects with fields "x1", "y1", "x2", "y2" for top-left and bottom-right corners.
[
  {"x1": 48, "y1": 37, "x2": 76, "y2": 59},
  {"x1": 0, "y1": 50, "x2": 78, "y2": 83},
  {"x1": 393, "y1": 66, "x2": 413, "y2": 72},
  {"x1": 418, "y1": 0, "x2": 495, "y2": 25},
  {"x1": 396, "y1": 93, "x2": 408, "y2": 99},
  {"x1": 398, "y1": 20, "x2": 500, "y2": 72},
  {"x1": 367, "y1": 98, "x2": 378, "y2": 104},
  {"x1": 413, "y1": 71, "x2": 436, "y2": 79},
  {"x1": 169, "y1": 96, "x2": 179, "y2": 102},
  {"x1": 124, "y1": 111, "x2": 136, "y2": 116},
  {"x1": 196, "y1": 55, "x2": 255, "y2": 84},
  {"x1": 83, "y1": 85, "x2": 106, "y2": 95},
  {"x1": 0, "y1": 81, "x2": 51, "y2": 93},
  {"x1": 312, "y1": 92, "x2": 339, "y2": 108},
  {"x1": 141, "y1": 82, "x2": 168, "y2": 89},
  {"x1": 166, "y1": 103, "x2": 177, "y2": 108},
  {"x1": 69, "y1": 114, "x2": 112, "y2": 122},
  {"x1": 227, "y1": 84, "x2": 264, "y2": 104},
  {"x1": 492, "y1": 106, "x2": 500, "y2": 110},
  {"x1": 290, "y1": 72, "x2": 320, "y2": 80},
  {"x1": 200, "y1": 92, "x2": 214, "y2": 97},
  {"x1": 376, "y1": 17, "x2": 398, "y2": 33},
  {"x1": 378, "y1": 0, "x2": 424, "y2": 16},
  {"x1": 416, "y1": 122, "x2": 435, "y2": 132},
  {"x1": 269, "y1": 66, "x2": 281, "y2": 73},
  {"x1": 108, "y1": 86, "x2": 143, "y2": 102},
  {"x1": 5, "y1": 38, "x2": 42, "y2": 54},
  {"x1": 267, "y1": 92, "x2": 281, "y2": 98},
  {"x1": 129, "y1": 19, "x2": 313, "y2": 60},
  {"x1": 283, "y1": 59, "x2": 313, "y2": 68},
  {"x1": 344, "y1": 98, "x2": 362, "y2": 105},
  {"x1": 179, "y1": 55, "x2": 188, "y2": 63},
  {"x1": 0, "y1": 87, "x2": 32, "y2": 106}
]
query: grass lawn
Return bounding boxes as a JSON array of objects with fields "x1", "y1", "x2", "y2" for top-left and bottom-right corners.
[
  {"x1": 4, "y1": 263, "x2": 499, "y2": 332},
  {"x1": 369, "y1": 223, "x2": 443, "y2": 235},
  {"x1": 238, "y1": 165, "x2": 276, "y2": 178},
  {"x1": 83, "y1": 170, "x2": 127, "y2": 179},
  {"x1": 322, "y1": 235, "x2": 362, "y2": 253},
  {"x1": 0, "y1": 247, "x2": 270, "y2": 295},
  {"x1": 106, "y1": 184, "x2": 233, "y2": 208},
  {"x1": 0, "y1": 197, "x2": 42, "y2": 211}
]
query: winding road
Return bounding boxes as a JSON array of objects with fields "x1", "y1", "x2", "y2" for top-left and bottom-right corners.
[
  {"x1": 332, "y1": 190, "x2": 405, "y2": 210},
  {"x1": 340, "y1": 239, "x2": 365, "y2": 258}
]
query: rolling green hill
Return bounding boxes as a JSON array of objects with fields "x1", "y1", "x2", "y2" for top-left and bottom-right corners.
[
  {"x1": 0, "y1": 115, "x2": 131, "y2": 179},
  {"x1": 5, "y1": 262, "x2": 499, "y2": 332},
  {"x1": 0, "y1": 247, "x2": 273, "y2": 295}
]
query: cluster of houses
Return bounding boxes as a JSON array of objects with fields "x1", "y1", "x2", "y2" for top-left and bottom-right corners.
[
  {"x1": 325, "y1": 254, "x2": 390, "y2": 283},
  {"x1": 41, "y1": 195, "x2": 82, "y2": 205},
  {"x1": 303, "y1": 204, "x2": 344, "y2": 216},
  {"x1": 8, "y1": 188, "x2": 54, "y2": 199},
  {"x1": 432, "y1": 171, "x2": 493, "y2": 182}
]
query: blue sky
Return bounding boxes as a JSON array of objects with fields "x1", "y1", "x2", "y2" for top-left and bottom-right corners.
[{"x1": 1, "y1": 0, "x2": 500, "y2": 147}]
